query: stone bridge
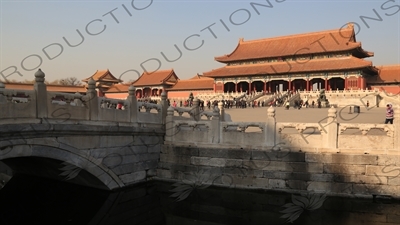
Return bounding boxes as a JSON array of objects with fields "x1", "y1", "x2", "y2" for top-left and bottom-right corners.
[
  {"x1": 0, "y1": 69, "x2": 166, "y2": 190},
  {"x1": 2, "y1": 69, "x2": 400, "y2": 198}
]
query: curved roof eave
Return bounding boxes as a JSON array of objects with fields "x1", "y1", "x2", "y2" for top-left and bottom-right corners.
[{"x1": 215, "y1": 38, "x2": 243, "y2": 63}]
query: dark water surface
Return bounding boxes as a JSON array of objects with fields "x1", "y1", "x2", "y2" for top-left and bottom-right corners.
[{"x1": 1, "y1": 174, "x2": 400, "y2": 225}]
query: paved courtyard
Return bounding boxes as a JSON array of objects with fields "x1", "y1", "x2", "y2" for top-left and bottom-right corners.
[
  {"x1": 173, "y1": 105, "x2": 388, "y2": 124},
  {"x1": 223, "y1": 105, "x2": 387, "y2": 124}
]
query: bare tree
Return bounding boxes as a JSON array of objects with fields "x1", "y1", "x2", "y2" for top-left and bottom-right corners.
[
  {"x1": 123, "y1": 79, "x2": 136, "y2": 84},
  {"x1": 60, "y1": 77, "x2": 82, "y2": 86},
  {"x1": 49, "y1": 77, "x2": 82, "y2": 86}
]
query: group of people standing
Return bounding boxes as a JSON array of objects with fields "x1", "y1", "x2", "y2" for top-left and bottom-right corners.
[{"x1": 285, "y1": 99, "x2": 322, "y2": 110}]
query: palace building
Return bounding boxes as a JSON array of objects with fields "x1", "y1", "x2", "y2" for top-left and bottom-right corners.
[
  {"x1": 82, "y1": 69, "x2": 121, "y2": 96},
  {"x1": 367, "y1": 64, "x2": 400, "y2": 95},
  {"x1": 166, "y1": 74, "x2": 214, "y2": 99},
  {"x1": 3, "y1": 23, "x2": 398, "y2": 101},
  {"x1": 132, "y1": 69, "x2": 179, "y2": 98},
  {"x1": 202, "y1": 23, "x2": 379, "y2": 93}
]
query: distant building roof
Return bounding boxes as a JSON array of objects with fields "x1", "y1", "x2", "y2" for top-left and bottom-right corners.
[
  {"x1": 103, "y1": 83, "x2": 131, "y2": 93},
  {"x1": 215, "y1": 23, "x2": 373, "y2": 63},
  {"x1": 82, "y1": 69, "x2": 121, "y2": 83},
  {"x1": 133, "y1": 69, "x2": 179, "y2": 86},
  {"x1": 168, "y1": 74, "x2": 214, "y2": 91},
  {"x1": 3, "y1": 83, "x2": 87, "y2": 93},
  {"x1": 368, "y1": 65, "x2": 400, "y2": 84},
  {"x1": 204, "y1": 56, "x2": 377, "y2": 78}
]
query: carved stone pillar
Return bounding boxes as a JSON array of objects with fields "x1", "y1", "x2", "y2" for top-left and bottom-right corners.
[
  {"x1": 127, "y1": 85, "x2": 138, "y2": 123},
  {"x1": 161, "y1": 91, "x2": 168, "y2": 124},
  {"x1": 218, "y1": 102, "x2": 225, "y2": 122},
  {"x1": 266, "y1": 106, "x2": 276, "y2": 146},
  {"x1": 324, "y1": 106, "x2": 338, "y2": 150},
  {"x1": 165, "y1": 107, "x2": 175, "y2": 142},
  {"x1": 34, "y1": 69, "x2": 48, "y2": 118}
]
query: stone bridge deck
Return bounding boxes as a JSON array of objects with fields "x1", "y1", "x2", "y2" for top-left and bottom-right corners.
[{"x1": 0, "y1": 69, "x2": 167, "y2": 190}]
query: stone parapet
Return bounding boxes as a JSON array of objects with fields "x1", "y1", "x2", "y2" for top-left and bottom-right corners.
[
  {"x1": 165, "y1": 103, "x2": 397, "y2": 151},
  {"x1": 0, "y1": 69, "x2": 164, "y2": 124}
]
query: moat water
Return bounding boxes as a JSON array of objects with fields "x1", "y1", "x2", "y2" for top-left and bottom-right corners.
[{"x1": 1, "y1": 174, "x2": 400, "y2": 225}]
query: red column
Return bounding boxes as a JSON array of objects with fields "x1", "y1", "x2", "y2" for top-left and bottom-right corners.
[
  {"x1": 324, "y1": 79, "x2": 328, "y2": 90},
  {"x1": 344, "y1": 78, "x2": 347, "y2": 90},
  {"x1": 213, "y1": 83, "x2": 216, "y2": 92},
  {"x1": 248, "y1": 82, "x2": 251, "y2": 93},
  {"x1": 327, "y1": 79, "x2": 330, "y2": 91},
  {"x1": 221, "y1": 83, "x2": 225, "y2": 92},
  {"x1": 268, "y1": 82, "x2": 272, "y2": 92},
  {"x1": 288, "y1": 80, "x2": 292, "y2": 91},
  {"x1": 235, "y1": 83, "x2": 238, "y2": 92},
  {"x1": 359, "y1": 77, "x2": 365, "y2": 89},
  {"x1": 263, "y1": 82, "x2": 266, "y2": 93},
  {"x1": 306, "y1": 79, "x2": 310, "y2": 91}
]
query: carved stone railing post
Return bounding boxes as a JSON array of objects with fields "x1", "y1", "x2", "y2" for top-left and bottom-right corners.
[
  {"x1": 192, "y1": 98, "x2": 200, "y2": 121},
  {"x1": 165, "y1": 106, "x2": 174, "y2": 142},
  {"x1": 266, "y1": 106, "x2": 276, "y2": 146},
  {"x1": 218, "y1": 102, "x2": 225, "y2": 122},
  {"x1": 161, "y1": 91, "x2": 167, "y2": 124},
  {"x1": 127, "y1": 85, "x2": 138, "y2": 123},
  {"x1": 74, "y1": 92, "x2": 83, "y2": 107},
  {"x1": 84, "y1": 78, "x2": 98, "y2": 121},
  {"x1": 211, "y1": 107, "x2": 220, "y2": 144},
  {"x1": 325, "y1": 106, "x2": 338, "y2": 149},
  {"x1": 0, "y1": 82, "x2": 6, "y2": 103},
  {"x1": 33, "y1": 69, "x2": 48, "y2": 118}
]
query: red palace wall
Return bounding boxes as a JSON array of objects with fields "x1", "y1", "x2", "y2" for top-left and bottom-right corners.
[
  {"x1": 167, "y1": 90, "x2": 213, "y2": 99},
  {"x1": 214, "y1": 83, "x2": 224, "y2": 93},
  {"x1": 370, "y1": 85, "x2": 400, "y2": 95}
]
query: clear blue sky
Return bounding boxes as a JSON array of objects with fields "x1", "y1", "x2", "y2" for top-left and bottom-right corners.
[{"x1": 1, "y1": 0, "x2": 399, "y2": 83}]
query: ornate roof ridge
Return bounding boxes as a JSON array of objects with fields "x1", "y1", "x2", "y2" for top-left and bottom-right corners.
[
  {"x1": 219, "y1": 56, "x2": 371, "y2": 68},
  {"x1": 215, "y1": 23, "x2": 359, "y2": 62},
  {"x1": 82, "y1": 69, "x2": 121, "y2": 83},
  {"x1": 238, "y1": 26, "x2": 353, "y2": 45},
  {"x1": 204, "y1": 56, "x2": 375, "y2": 77}
]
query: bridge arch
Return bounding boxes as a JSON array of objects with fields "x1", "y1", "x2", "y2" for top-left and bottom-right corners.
[{"x1": 0, "y1": 144, "x2": 125, "y2": 190}]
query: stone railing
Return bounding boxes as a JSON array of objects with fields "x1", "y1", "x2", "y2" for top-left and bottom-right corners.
[
  {"x1": 170, "y1": 98, "x2": 205, "y2": 121},
  {"x1": 0, "y1": 69, "x2": 167, "y2": 125},
  {"x1": 165, "y1": 102, "x2": 400, "y2": 153},
  {"x1": 378, "y1": 92, "x2": 400, "y2": 106},
  {"x1": 297, "y1": 89, "x2": 381, "y2": 107},
  {"x1": 298, "y1": 89, "x2": 379, "y2": 98},
  {"x1": 298, "y1": 89, "x2": 379, "y2": 95},
  {"x1": 246, "y1": 91, "x2": 265, "y2": 103}
]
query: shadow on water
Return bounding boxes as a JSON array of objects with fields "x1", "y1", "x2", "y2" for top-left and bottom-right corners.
[{"x1": 1, "y1": 176, "x2": 400, "y2": 225}]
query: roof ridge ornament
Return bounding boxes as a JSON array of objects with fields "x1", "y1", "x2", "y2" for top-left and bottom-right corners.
[{"x1": 347, "y1": 22, "x2": 354, "y2": 29}]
